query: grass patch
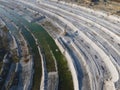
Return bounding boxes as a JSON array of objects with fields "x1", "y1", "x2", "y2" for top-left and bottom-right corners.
[
  {"x1": 27, "y1": 23, "x2": 74, "y2": 90},
  {"x1": 27, "y1": 23, "x2": 56, "y2": 72}
]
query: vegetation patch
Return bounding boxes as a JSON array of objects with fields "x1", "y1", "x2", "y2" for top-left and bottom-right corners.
[{"x1": 27, "y1": 23, "x2": 74, "y2": 90}]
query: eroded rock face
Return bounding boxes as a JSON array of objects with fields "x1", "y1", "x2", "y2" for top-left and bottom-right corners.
[{"x1": 103, "y1": 80, "x2": 116, "y2": 90}]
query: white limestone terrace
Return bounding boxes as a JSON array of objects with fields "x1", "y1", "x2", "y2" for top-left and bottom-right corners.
[
  {"x1": 18, "y1": 55, "x2": 33, "y2": 90},
  {"x1": 0, "y1": 4, "x2": 33, "y2": 90},
  {"x1": 1, "y1": 0, "x2": 120, "y2": 90},
  {"x1": 17, "y1": 31, "x2": 34, "y2": 90},
  {"x1": 12, "y1": 0, "x2": 120, "y2": 90}
]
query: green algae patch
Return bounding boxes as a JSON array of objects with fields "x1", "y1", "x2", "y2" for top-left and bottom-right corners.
[{"x1": 27, "y1": 23, "x2": 74, "y2": 90}]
